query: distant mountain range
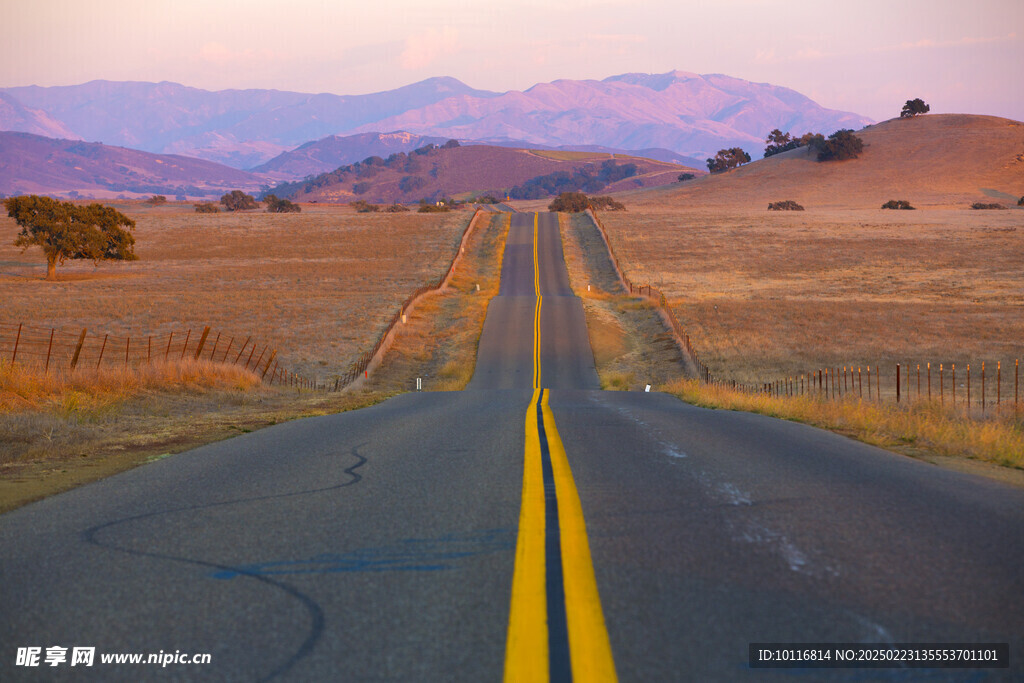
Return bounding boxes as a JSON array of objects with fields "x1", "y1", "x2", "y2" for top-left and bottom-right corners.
[{"x1": 0, "y1": 72, "x2": 872, "y2": 169}]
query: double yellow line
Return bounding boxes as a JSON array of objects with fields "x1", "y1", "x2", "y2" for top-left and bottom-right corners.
[{"x1": 505, "y1": 214, "x2": 617, "y2": 682}]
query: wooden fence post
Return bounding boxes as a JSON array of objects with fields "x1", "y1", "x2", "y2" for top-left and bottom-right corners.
[
  {"x1": 70, "y1": 329, "x2": 87, "y2": 370},
  {"x1": 967, "y1": 364, "x2": 971, "y2": 415},
  {"x1": 939, "y1": 364, "x2": 944, "y2": 406},
  {"x1": 166, "y1": 332, "x2": 173, "y2": 360},
  {"x1": 952, "y1": 364, "x2": 956, "y2": 407},
  {"x1": 896, "y1": 363, "x2": 901, "y2": 404},
  {"x1": 997, "y1": 361, "x2": 1001, "y2": 407},
  {"x1": 250, "y1": 345, "x2": 268, "y2": 372},
  {"x1": 209, "y1": 332, "x2": 221, "y2": 360},
  {"x1": 96, "y1": 334, "x2": 108, "y2": 369},
  {"x1": 11, "y1": 323, "x2": 22, "y2": 364},
  {"x1": 980, "y1": 360, "x2": 986, "y2": 411},
  {"x1": 194, "y1": 326, "x2": 211, "y2": 360},
  {"x1": 235, "y1": 336, "x2": 253, "y2": 364},
  {"x1": 125, "y1": 337, "x2": 130, "y2": 366},
  {"x1": 179, "y1": 329, "x2": 191, "y2": 360},
  {"x1": 222, "y1": 337, "x2": 234, "y2": 362},
  {"x1": 927, "y1": 362, "x2": 931, "y2": 401},
  {"x1": 45, "y1": 329, "x2": 55, "y2": 372},
  {"x1": 148, "y1": 336, "x2": 152, "y2": 364},
  {"x1": 261, "y1": 350, "x2": 277, "y2": 379}
]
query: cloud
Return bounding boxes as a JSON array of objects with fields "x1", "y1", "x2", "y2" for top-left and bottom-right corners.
[{"x1": 399, "y1": 26, "x2": 460, "y2": 70}]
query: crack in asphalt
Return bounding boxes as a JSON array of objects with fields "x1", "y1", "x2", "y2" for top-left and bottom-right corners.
[{"x1": 79, "y1": 444, "x2": 368, "y2": 681}]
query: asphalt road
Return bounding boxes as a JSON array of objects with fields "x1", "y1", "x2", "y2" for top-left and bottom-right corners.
[{"x1": 2, "y1": 212, "x2": 1022, "y2": 681}]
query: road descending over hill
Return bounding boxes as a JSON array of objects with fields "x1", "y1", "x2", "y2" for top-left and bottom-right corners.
[{"x1": 2, "y1": 213, "x2": 1022, "y2": 681}]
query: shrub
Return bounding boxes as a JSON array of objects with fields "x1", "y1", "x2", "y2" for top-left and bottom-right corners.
[
  {"x1": 1018, "y1": 196, "x2": 1023, "y2": 206},
  {"x1": 881, "y1": 200, "x2": 915, "y2": 210},
  {"x1": 384, "y1": 203, "x2": 410, "y2": 212},
  {"x1": 548, "y1": 192, "x2": 591, "y2": 212},
  {"x1": 442, "y1": 139, "x2": 460, "y2": 149},
  {"x1": 264, "y1": 194, "x2": 301, "y2": 213},
  {"x1": 351, "y1": 200, "x2": 379, "y2": 213},
  {"x1": 352, "y1": 182, "x2": 372, "y2": 195},
  {"x1": 589, "y1": 195, "x2": 625, "y2": 211},
  {"x1": 813, "y1": 130, "x2": 864, "y2": 162},
  {"x1": 145, "y1": 195, "x2": 167, "y2": 205},
  {"x1": 194, "y1": 202, "x2": 219, "y2": 213},
  {"x1": 677, "y1": 173, "x2": 695, "y2": 182},
  {"x1": 475, "y1": 195, "x2": 500, "y2": 204},
  {"x1": 220, "y1": 190, "x2": 258, "y2": 211},
  {"x1": 971, "y1": 202, "x2": 1006, "y2": 210},
  {"x1": 767, "y1": 200, "x2": 804, "y2": 211},
  {"x1": 417, "y1": 202, "x2": 450, "y2": 213}
]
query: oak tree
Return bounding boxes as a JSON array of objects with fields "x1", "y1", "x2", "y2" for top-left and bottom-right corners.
[
  {"x1": 900, "y1": 98, "x2": 930, "y2": 118},
  {"x1": 5, "y1": 195, "x2": 137, "y2": 280}
]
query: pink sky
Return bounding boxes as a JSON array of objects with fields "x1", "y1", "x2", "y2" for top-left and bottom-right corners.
[{"x1": 2, "y1": 0, "x2": 1021, "y2": 122}]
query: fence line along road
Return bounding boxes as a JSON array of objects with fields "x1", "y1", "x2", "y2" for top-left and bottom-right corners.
[{"x1": 0, "y1": 321, "x2": 320, "y2": 390}]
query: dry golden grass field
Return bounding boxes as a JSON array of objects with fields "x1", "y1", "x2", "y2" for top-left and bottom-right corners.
[
  {"x1": 0, "y1": 201, "x2": 471, "y2": 382},
  {"x1": 599, "y1": 206, "x2": 1024, "y2": 397},
  {"x1": 0, "y1": 201, "x2": 478, "y2": 511}
]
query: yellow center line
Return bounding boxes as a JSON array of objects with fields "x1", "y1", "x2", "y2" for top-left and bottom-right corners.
[
  {"x1": 506, "y1": 213, "x2": 617, "y2": 682},
  {"x1": 504, "y1": 388, "x2": 548, "y2": 681},
  {"x1": 533, "y1": 213, "x2": 541, "y2": 390},
  {"x1": 541, "y1": 389, "x2": 617, "y2": 682}
]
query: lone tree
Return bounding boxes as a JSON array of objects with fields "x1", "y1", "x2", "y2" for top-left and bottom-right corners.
[
  {"x1": 900, "y1": 98, "x2": 930, "y2": 118},
  {"x1": 220, "y1": 190, "x2": 258, "y2": 211},
  {"x1": 706, "y1": 148, "x2": 751, "y2": 173},
  {"x1": 5, "y1": 195, "x2": 136, "y2": 281}
]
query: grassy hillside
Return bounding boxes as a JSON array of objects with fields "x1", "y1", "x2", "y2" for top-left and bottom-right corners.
[
  {"x1": 0, "y1": 131, "x2": 266, "y2": 199},
  {"x1": 628, "y1": 114, "x2": 1024, "y2": 209},
  {"x1": 271, "y1": 143, "x2": 694, "y2": 204}
]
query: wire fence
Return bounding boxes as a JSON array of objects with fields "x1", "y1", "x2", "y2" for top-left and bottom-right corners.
[
  {"x1": 0, "y1": 321, "x2": 322, "y2": 389},
  {"x1": 755, "y1": 360, "x2": 1021, "y2": 417},
  {"x1": 587, "y1": 209, "x2": 1021, "y2": 417}
]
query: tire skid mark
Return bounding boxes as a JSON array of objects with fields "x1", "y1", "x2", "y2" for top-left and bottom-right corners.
[{"x1": 80, "y1": 445, "x2": 368, "y2": 681}]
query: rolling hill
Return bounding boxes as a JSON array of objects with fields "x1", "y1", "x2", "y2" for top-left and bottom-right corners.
[
  {"x1": 0, "y1": 131, "x2": 267, "y2": 199},
  {"x1": 271, "y1": 143, "x2": 696, "y2": 204},
  {"x1": 251, "y1": 131, "x2": 452, "y2": 177},
  {"x1": 252, "y1": 130, "x2": 706, "y2": 180},
  {"x1": 1, "y1": 72, "x2": 870, "y2": 168},
  {"x1": 629, "y1": 114, "x2": 1024, "y2": 209}
]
